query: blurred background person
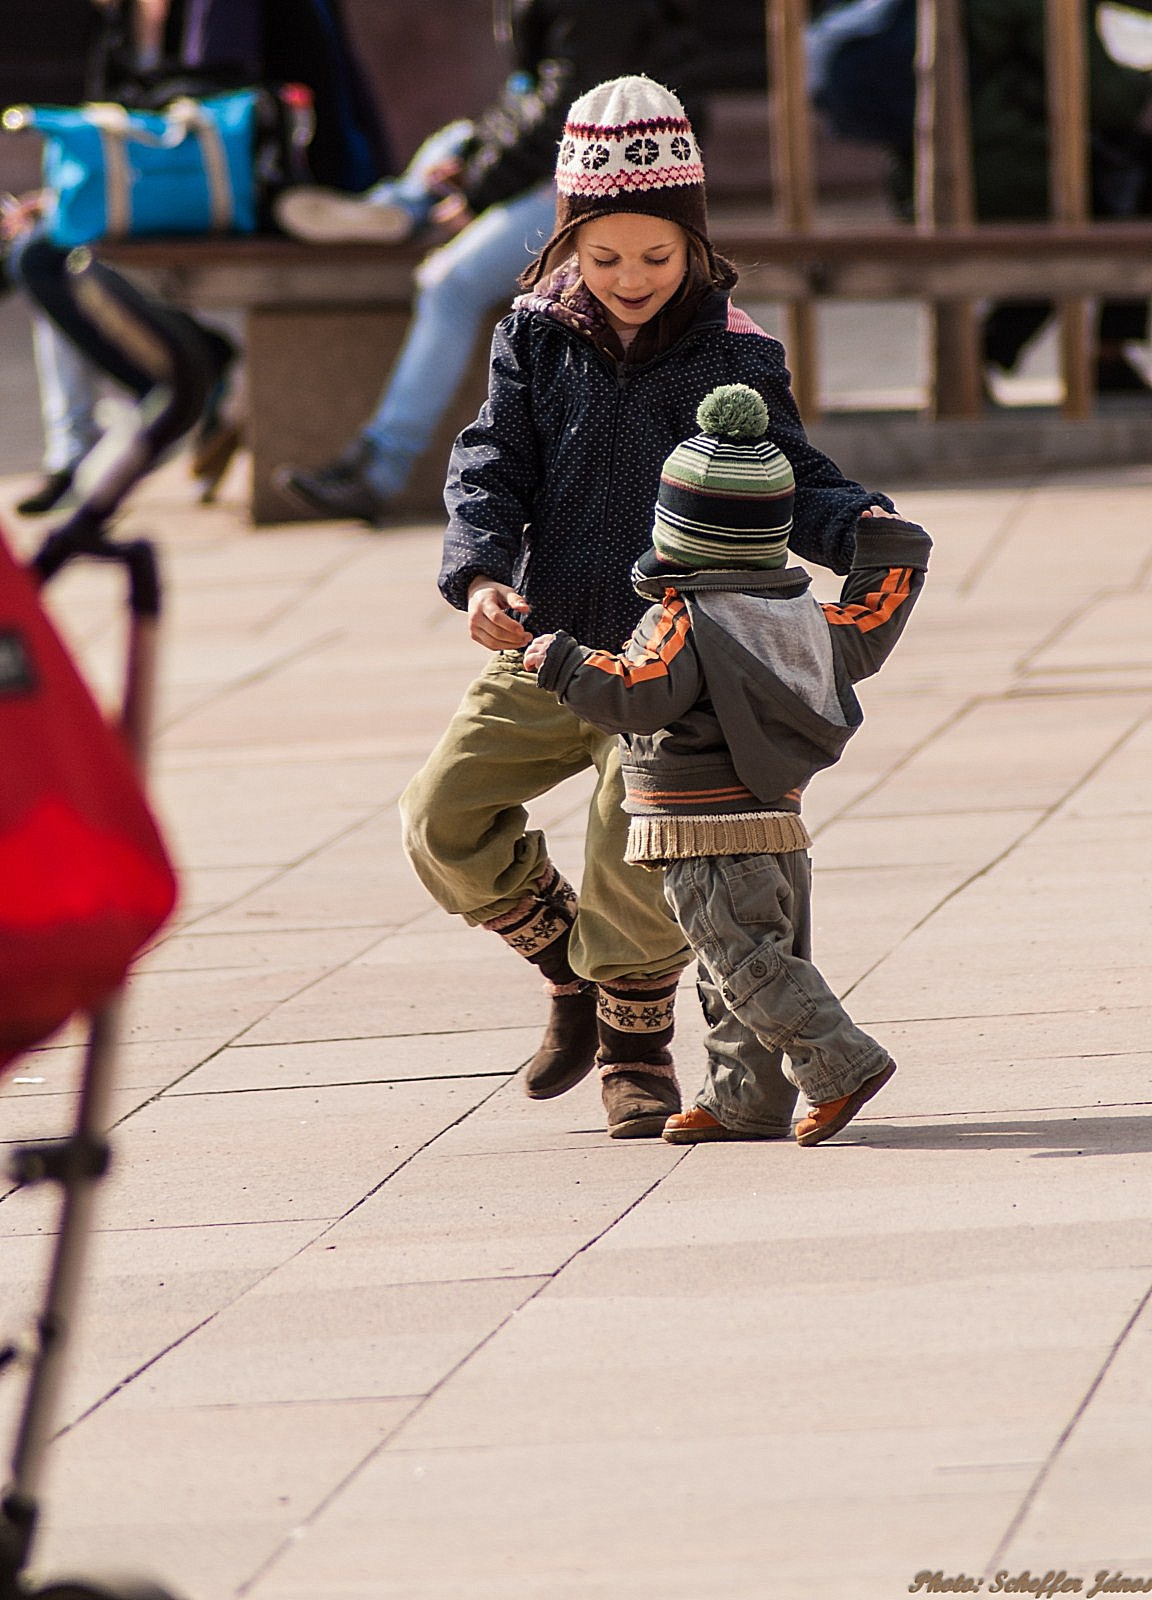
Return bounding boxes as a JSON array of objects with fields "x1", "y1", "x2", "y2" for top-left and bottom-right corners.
[
  {"x1": 808, "y1": 0, "x2": 1152, "y2": 395},
  {"x1": 4, "y1": 0, "x2": 394, "y2": 514},
  {"x1": 274, "y1": 0, "x2": 703, "y2": 527}
]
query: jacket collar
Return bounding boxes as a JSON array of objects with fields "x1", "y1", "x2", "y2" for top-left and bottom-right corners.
[{"x1": 631, "y1": 547, "x2": 813, "y2": 602}]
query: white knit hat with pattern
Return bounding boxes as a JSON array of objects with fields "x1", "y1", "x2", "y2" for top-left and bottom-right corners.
[{"x1": 522, "y1": 75, "x2": 720, "y2": 286}]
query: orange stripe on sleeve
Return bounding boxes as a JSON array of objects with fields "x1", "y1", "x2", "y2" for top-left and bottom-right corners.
[
  {"x1": 823, "y1": 567, "x2": 913, "y2": 634},
  {"x1": 584, "y1": 595, "x2": 692, "y2": 683}
]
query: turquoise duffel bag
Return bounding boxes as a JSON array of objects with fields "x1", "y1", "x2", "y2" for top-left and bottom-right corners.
[{"x1": 2, "y1": 90, "x2": 258, "y2": 248}]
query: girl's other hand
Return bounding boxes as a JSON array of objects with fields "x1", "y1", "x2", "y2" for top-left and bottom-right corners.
[{"x1": 466, "y1": 579, "x2": 532, "y2": 650}]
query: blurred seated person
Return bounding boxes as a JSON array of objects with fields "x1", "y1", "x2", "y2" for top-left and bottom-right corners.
[
  {"x1": 273, "y1": 0, "x2": 702, "y2": 527},
  {"x1": 808, "y1": 0, "x2": 1152, "y2": 393},
  {"x1": 8, "y1": 0, "x2": 393, "y2": 514}
]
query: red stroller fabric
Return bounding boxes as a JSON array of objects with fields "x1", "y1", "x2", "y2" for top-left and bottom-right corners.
[{"x1": 0, "y1": 528, "x2": 178, "y2": 1074}]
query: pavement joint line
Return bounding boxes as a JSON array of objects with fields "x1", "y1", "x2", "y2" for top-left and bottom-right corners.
[
  {"x1": 152, "y1": 627, "x2": 344, "y2": 737},
  {"x1": 1010, "y1": 680, "x2": 1152, "y2": 698},
  {"x1": 231, "y1": 1144, "x2": 695, "y2": 1599},
  {"x1": 125, "y1": 921, "x2": 393, "y2": 1081},
  {"x1": 159, "y1": 816, "x2": 413, "y2": 938},
  {"x1": 167, "y1": 1073, "x2": 514, "y2": 1096},
  {"x1": 860, "y1": 1004, "x2": 1150, "y2": 1024},
  {"x1": 810, "y1": 693, "x2": 990, "y2": 838},
  {"x1": 953, "y1": 489, "x2": 1035, "y2": 599},
  {"x1": 1013, "y1": 577, "x2": 1145, "y2": 676},
  {"x1": 806, "y1": 1098, "x2": 1152, "y2": 1122},
  {"x1": 240, "y1": 541, "x2": 388, "y2": 639},
  {"x1": 216, "y1": 1024, "x2": 549, "y2": 1043},
  {"x1": 55, "y1": 1068, "x2": 529, "y2": 1462},
  {"x1": 839, "y1": 704, "x2": 1152, "y2": 1006},
  {"x1": 51, "y1": 1322, "x2": 214, "y2": 1437},
  {"x1": 139, "y1": 1394, "x2": 429, "y2": 1411},
  {"x1": 983, "y1": 1279, "x2": 1152, "y2": 1575}
]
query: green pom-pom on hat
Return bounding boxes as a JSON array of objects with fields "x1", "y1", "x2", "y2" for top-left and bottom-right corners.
[{"x1": 695, "y1": 383, "x2": 769, "y2": 441}]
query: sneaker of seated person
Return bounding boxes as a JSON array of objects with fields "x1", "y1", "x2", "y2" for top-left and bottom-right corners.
[
  {"x1": 274, "y1": 185, "x2": 419, "y2": 245},
  {"x1": 16, "y1": 465, "x2": 77, "y2": 517},
  {"x1": 273, "y1": 441, "x2": 390, "y2": 528}
]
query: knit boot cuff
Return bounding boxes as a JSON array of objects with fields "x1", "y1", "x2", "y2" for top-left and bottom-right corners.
[{"x1": 599, "y1": 1055, "x2": 678, "y2": 1082}]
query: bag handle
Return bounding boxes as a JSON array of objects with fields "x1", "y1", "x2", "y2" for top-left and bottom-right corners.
[{"x1": 85, "y1": 97, "x2": 235, "y2": 235}]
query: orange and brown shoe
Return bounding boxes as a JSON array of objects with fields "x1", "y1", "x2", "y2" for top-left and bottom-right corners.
[
  {"x1": 662, "y1": 1105, "x2": 738, "y2": 1143},
  {"x1": 795, "y1": 1060, "x2": 897, "y2": 1147}
]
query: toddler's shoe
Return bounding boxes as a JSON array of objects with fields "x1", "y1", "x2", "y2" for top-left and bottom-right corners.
[
  {"x1": 663, "y1": 1105, "x2": 738, "y2": 1143},
  {"x1": 663, "y1": 1106, "x2": 792, "y2": 1143},
  {"x1": 794, "y1": 1059, "x2": 897, "y2": 1147}
]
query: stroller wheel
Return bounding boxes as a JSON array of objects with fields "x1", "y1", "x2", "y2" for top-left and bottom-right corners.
[{"x1": 30, "y1": 1581, "x2": 185, "y2": 1600}]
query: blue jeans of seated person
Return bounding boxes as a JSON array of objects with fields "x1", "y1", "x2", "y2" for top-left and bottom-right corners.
[
  {"x1": 663, "y1": 851, "x2": 892, "y2": 1135},
  {"x1": 31, "y1": 313, "x2": 101, "y2": 474},
  {"x1": 14, "y1": 230, "x2": 237, "y2": 474},
  {"x1": 12, "y1": 231, "x2": 158, "y2": 475},
  {"x1": 357, "y1": 177, "x2": 556, "y2": 499}
]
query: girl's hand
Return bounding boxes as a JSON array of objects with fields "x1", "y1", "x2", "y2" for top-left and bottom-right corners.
[
  {"x1": 860, "y1": 506, "x2": 901, "y2": 519},
  {"x1": 466, "y1": 579, "x2": 532, "y2": 650},
  {"x1": 523, "y1": 633, "x2": 556, "y2": 673}
]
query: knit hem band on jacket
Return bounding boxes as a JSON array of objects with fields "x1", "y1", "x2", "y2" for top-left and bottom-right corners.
[{"x1": 624, "y1": 810, "x2": 812, "y2": 863}]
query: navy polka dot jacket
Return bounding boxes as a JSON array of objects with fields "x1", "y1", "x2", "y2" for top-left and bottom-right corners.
[{"x1": 441, "y1": 292, "x2": 893, "y2": 653}]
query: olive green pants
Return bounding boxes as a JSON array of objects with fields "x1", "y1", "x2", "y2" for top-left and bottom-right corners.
[{"x1": 399, "y1": 653, "x2": 689, "y2": 985}]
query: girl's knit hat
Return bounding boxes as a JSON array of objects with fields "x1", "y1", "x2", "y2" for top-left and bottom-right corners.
[
  {"x1": 652, "y1": 385, "x2": 795, "y2": 570},
  {"x1": 522, "y1": 75, "x2": 726, "y2": 287}
]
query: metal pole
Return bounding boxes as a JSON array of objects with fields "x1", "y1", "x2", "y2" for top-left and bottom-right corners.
[
  {"x1": 916, "y1": 0, "x2": 983, "y2": 418},
  {"x1": 767, "y1": 0, "x2": 820, "y2": 419},
  {"x1": 1045, "y1": 0, "x2": 1093, "y2": 417}
]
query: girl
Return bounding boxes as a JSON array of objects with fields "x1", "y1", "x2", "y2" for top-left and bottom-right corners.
[{"x1": 400, "y1": 75, "x2": 902, "y2": 1139}]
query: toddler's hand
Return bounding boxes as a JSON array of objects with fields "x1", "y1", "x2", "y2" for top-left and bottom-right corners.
[
  {"x1": 523, "y1": 633, "x2": 556, "y2": 672},
  {"x1": 860, "y1": 506, "x2": 901, "y2": 519}
]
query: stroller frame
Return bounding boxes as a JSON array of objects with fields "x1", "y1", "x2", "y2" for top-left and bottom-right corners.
[{"x1": 0, "y1": 255, "x2": 216, "y2": 1600}]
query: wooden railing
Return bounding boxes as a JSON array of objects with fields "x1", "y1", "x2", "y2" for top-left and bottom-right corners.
[{"x1": 756, "y1": 0, "x2": 1152, "y2": 421}]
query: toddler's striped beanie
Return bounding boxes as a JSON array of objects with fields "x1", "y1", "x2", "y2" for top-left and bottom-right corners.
[{"x1": 653, "y1": 385, "x2": 795, "y2": 571}]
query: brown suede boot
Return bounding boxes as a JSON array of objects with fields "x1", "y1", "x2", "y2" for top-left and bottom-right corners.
[
  {"x1": 601, "y1": 1055, "x2": 682, "y2": 1139},
  {"x1": 596, "y1": 975, "x2": 682, "y2": 1138},
  {"x1": 482, "y1": 864, "x2": 600, "y2": 1099},
  {"x1": 523, "y1": 982, "x2": 599, "y2": 1099}
]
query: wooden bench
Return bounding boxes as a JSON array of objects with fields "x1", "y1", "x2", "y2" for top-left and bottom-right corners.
[
  {"x1": 102, "y1": 218, "x2": 1152, "y2": 520},
  {"x1": 101, "y1": 234, "x2": 474, "y2": 523}
]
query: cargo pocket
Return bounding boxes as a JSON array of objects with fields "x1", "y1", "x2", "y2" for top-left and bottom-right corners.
[{"x1": 710, "y1": 862, "x2": 818, "y2": 1054}]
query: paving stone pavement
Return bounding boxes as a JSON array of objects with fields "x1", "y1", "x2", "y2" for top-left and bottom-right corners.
[{"x1": 0, "y1": 447, "x2": 1150, "y2": 1600}]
